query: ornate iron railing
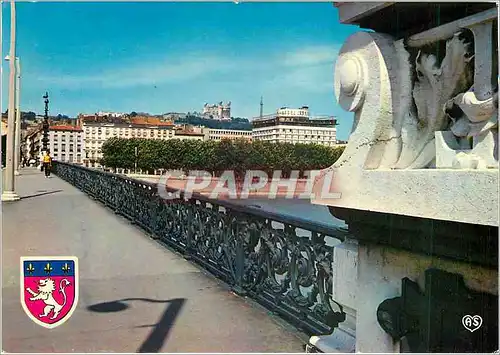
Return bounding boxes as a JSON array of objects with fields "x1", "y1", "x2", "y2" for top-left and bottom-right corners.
[{"x1": 52, "y1": 161, "x2": 350, "y2": 335}]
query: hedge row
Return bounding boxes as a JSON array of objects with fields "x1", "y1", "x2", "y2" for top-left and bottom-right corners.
[{"x1": 101, "y1": 137, "x2": 345, "y2": 178}]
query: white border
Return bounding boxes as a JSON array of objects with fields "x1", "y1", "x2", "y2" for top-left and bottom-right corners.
[{"x1": 19, "y1": 256, "x2": 79, "y2": 330}]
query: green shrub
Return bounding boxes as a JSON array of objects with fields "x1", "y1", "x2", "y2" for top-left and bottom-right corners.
[{"x1": 101, "y1": 138, "x2": 345, "y2": 177}]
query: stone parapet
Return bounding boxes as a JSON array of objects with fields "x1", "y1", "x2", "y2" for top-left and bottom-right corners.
[{"x1": 308, "y1": 3, "x2": 498, "y2": 353}]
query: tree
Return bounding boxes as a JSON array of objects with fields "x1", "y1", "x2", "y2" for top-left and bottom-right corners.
[
  {"x1": 101, "y1": 138, "x2": 345, "y2": 177},
  {"x1": 130, "y1": 111, "x2": 138, "y2": 117},
  {"x1": 22, "y1": 111, "x2": 36, "y2": 121}
]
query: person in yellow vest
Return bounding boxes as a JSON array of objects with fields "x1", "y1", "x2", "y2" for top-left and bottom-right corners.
[{"x1": 42, "y1": 151, "x2": 52, "y2": 178}]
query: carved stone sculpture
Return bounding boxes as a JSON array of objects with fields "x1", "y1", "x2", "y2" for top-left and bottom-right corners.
[
  {"x1": 332, "y1": 13, "x2": 497, "y2": 170},
  {"x1": 312, "y1": 9, "x2": 498, "y2": 226}
]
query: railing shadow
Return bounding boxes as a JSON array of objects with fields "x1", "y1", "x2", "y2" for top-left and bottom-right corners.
[
  {"x1": 20, "y1": 189, "x2": 63, "y2": 200},
  {"x1": 87, "y1": 297, "x2": 186, "y2": 353}
]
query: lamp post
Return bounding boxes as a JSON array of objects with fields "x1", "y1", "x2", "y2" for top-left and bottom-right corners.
[
  {"x1": 2, "y1": 0, "x2": 20, "y2": 201},
  {"x1": 42, "y1": 92, "x2": 49, "y2": 153},
  {"x1": 134, "y1": 146, "x2": 138, "y2": 174},
  {"x1": 15, "y1": 57, "x2": 21, "y2": 175},
  {"x1": 5, "y1": 55, "x2": 21, "y2": 175}
]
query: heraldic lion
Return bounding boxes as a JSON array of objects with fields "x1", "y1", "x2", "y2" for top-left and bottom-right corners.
[{"x1": 26, "y1": 278, "x2": 71, "y2": 319}]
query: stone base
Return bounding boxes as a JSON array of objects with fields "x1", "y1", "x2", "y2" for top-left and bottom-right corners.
[
  {"x1": 312, "y1": 168, "x2": 498, "y2": 226},
  {"x1": 1, "y1": 191, "x2": 20, "y2": 201},
  {"x1": 307, "y1": 328, "x2": 356, "y2": 353},
  {"x1": 355, "y1": 244, "x2": 498, "y2": 352},
  {"x1": 307, "y1": 240, "x2": 358, "y2": 353}
]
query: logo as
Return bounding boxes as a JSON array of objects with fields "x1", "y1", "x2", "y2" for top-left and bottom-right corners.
[
  {"x1": 20, "y1": 256, "x2": 79, "y2": 329},
  {"x1": 462, "y1": 314, "x2": 483, "y2": 333}
]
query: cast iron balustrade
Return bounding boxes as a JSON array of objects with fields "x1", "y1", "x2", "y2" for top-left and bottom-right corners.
[{"x1": 52, "y1": 161, "x2": 349, "y2": 335}]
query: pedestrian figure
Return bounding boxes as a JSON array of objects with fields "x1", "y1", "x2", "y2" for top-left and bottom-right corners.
[{"x1": 42, "y1": 151, "x2": 52, "y2": 178}]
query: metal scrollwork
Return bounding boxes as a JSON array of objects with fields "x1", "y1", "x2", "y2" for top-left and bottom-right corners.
[{"x1": 52, "y1": 162, "x2": 350, "y2": 336}]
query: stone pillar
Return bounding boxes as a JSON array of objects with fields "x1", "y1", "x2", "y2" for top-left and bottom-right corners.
[
  {"x1": 311, "y1": 3, "x2": 499, "y2": 353},
  {"x1": 307, "y1": 239, "x2": 358, "y2": 353}
]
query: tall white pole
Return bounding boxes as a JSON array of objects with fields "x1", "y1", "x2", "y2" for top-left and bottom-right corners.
[
  {"x1": 2, "y1": 0, "x2": 20, "y2": 201},
  {"x1": 14, "y1": 58, "x2": 21, "y2": 175}
]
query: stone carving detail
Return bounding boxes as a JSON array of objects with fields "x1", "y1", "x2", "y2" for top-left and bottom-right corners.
[
  {"x1": 333, "y1": 13, "x2": 498, "y2": 170},
  {"x1": 440, "y1": 22, "x2": 499, "y2": 169},
  {"x1": 399, "y1": 33, "x2": 473, "y2": 169}
]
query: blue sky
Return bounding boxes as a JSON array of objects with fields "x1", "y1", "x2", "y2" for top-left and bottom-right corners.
[{"x1": 2, "y1": 2, "x2": 359, "y2": 140}]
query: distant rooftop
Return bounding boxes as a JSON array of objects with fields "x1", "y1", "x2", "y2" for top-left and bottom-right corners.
[
  {"x1": 50, "y1": 125, "x2": 83, "y2": 132},
  {"x1": 131, "y1": 117, "x2": 173, "y2": 126}
]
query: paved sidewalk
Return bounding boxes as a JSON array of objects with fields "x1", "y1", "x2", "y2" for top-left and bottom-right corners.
[{"x1": 2, "y1": 168, "x2": 307, "y2": 352}]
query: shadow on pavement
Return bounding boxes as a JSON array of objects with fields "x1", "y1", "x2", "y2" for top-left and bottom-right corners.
[
  {"x1": 21, "y1": 189, "x2": 63, "y2": 200},
  {"x1": 87, "y1": 297, "x2": 186, "y2": 353}
]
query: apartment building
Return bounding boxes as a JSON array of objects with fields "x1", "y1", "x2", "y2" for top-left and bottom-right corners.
[
  {"x1": 49, "y1": 125, "x2": 84, "y2": 164},
  {"x1": 25, "y1": 128, "x2": 43, "y2": 161},
  {"x1": 82, "y1": 117, "x2": 174, "y2": 167},
  {"x1": 207, "y1": 128, "x2": 252, "y2": 141},
  {"x1": 172, "y1": 130, "x2": 206, "y2": 141},
  {"x1": 252, "y1": 107, "x2": 338, "y2": 146}
]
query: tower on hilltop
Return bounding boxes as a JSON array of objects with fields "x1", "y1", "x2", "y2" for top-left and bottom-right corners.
[{"x1": 260, "y1": 96, "x2": 263, "y2": 119}]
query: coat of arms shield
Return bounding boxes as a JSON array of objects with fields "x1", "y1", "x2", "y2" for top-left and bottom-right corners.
[{"x1": 20, "y1": 256, "x2": 79, "y2": 329}]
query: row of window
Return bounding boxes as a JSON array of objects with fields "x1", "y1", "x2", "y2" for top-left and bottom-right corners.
[
  {"x1": 52, "y1": 136, "x2": 82, "y2": 142},
  {"x1": 253, "y1": 129, "x2": 335, "y2": 134},
  {"x1": 209, "y1": 136, "x2": 252, "y2": 140},
  {"x1": 265, "y1": 140, "x2": 337, "y2": 145},
  {"x1": 210, "y1": 131, "x2": 251, "y2": 135},
  {"x1": 53, "y1": 153, "x2": 82, "y2": 163},
  {"x1": 85, "y1": 128, "x2": 172, "y2": 134},
  {"x1": 51, "y1": 144, "x2": 81, "y2": 153},
  {"x1": 256, "y1": 133, "x2": 336, "y2": 137}
]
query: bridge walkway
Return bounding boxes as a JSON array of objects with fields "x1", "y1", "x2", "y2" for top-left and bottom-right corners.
[{"x1": 2, "y1": 168, "x2": 307, "y2": 352}]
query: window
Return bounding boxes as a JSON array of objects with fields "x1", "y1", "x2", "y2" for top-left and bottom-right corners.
[
  {"x1": 77, "y1": 144, "x2": 81, "y2": 153},
  {"x1": 61, "y1": 144, "x2": 66, "y2": 152},
  {"x1": 61, "y1": 135, "x2": 66, "y2": 141},
  {"x1": 70, "y1": 144, "x2": 74, "y2": 152},
  {"x1": 69, "y1": 154, "x2": 74, "y2": 162},
  {"x1": 54, "y1": 146, "x2": 58, "y2": 152},
  {"x1": 61, "y1": 154, "x2": 66, "y2": 161}
]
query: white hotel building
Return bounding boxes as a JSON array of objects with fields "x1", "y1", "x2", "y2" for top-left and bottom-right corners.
[
  {"x1": 251, "y1": 106, "x2": 338, "y2": 146},
  {"x1": 82, "y1": 120, "x2": 175, "y2": 168},
  {"x1": 49, "y1": 125, "x2": 84, "y2": 164}
]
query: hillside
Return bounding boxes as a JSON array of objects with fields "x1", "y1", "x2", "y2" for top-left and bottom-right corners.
[{"x1": 174, "y1": 115, "x2": 252, "y2": 130}]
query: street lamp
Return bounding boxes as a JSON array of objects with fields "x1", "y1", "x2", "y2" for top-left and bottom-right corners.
[
  {"x1": 42, "y1": 92, "x2": 49, "y2": 153},
  {"x1": 2, "y1": 0, "x2": 20, "y2": 201},
  {"x1": 134, "y1": 146, "x2": 138, "y2": 174},
  {"x1": 4, "y1": 55, "x2": 21, "y2": 175}
]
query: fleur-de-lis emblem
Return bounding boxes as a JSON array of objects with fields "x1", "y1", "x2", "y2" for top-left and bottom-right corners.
[
  {"x1": 26, "y1": 263, "x2": 35, "y2": 275},
  {"x1": 44, "y1": 263, "x2": 53, "y2": 274},
  {"x1": 62, "y1": 263, "x2": 71, "y2": 274}
]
